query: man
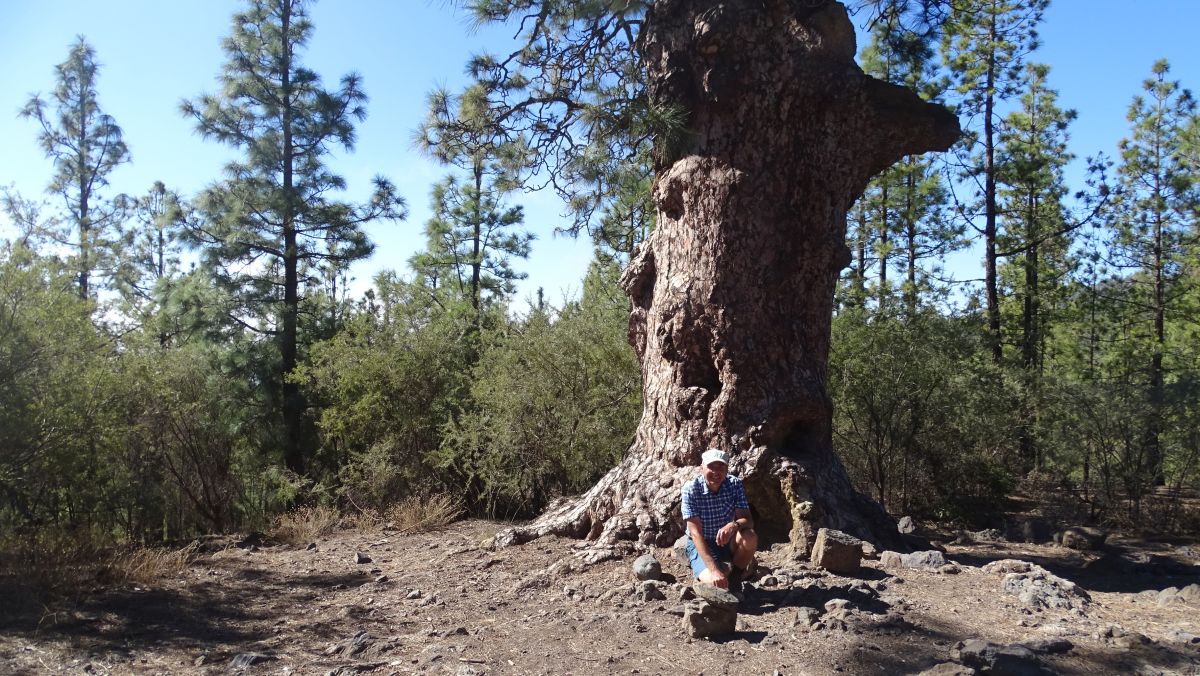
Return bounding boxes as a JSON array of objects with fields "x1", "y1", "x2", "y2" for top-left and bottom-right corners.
[{"x1": 681, "y1": 449, "x2": 758, "y2": 590}]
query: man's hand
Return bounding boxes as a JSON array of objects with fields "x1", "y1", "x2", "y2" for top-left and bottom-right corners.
[
  {"x1": 699, "y1": 565, "x2": 728, "y2": 589},
  {"x1": 715, "y1": 520, "x2": 738, "y2": 546}
]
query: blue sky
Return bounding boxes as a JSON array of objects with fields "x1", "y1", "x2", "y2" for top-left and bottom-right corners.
[{"x1": 2, "y1": 0, "x2": 1198, "y2": 307}]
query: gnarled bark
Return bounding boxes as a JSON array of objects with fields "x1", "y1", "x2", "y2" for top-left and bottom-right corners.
[{"x1": 497, "y1": 0, "x2": 959, "y2": 556}]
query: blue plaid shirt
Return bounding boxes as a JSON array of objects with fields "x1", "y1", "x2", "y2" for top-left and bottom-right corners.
[{"x1": 681, "y1": 474, "x2": 749, "y2": 541}]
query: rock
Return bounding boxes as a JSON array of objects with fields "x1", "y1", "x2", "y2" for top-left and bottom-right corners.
[
  {"x1": 1001, "y1": 566, "x2": 1090, "y2": 610},
  {"x1": 1110, "y1": 632, "x2": 1151, "y2": 650},
  {"x1": 983, "y1": 559, "x2": 1034, "y2": 575},
  {"x1": 809, "y1": 528, "x2": 863, "y2": 575},
  {"x1": 229, "y1": 653, "x2": 272, "y2": 668},
  {"x1": 693, "y1": 583, "x2": 739, "y2": 610},
  {"x1": 673, "y1": 535, "x2": 690, "y2": 568},
  {"x1": 1021, "y1": 638, "x2": 1073, "y2": 655},
  {"x1": 1157, "y1": 587, "x2": 1181, "y2": 606},
  {"x1": 901, "y1": 550, "x2": 946, "y2": 570},
  {"x1": 760, "y1": 575, "x2": 779, "y2": 588},
  {"x1": 879, "y1": 551, "x2": 904, "y2": 569},
  {"x1": 1165, "y1": 630, "x2": 1200, "y2": 645},
  {"x1": 1017, "y1": 518, "x2": 1054, "y2": 544},
  {"x1": 938, "y1": 563, "x2": 962, "y2": 575},
  {"x1": 824, "y1": 598, "x2": 852, "y2": 619},
  {"x1": 861, "y1": 541, "x2": 879, "y2": 559},
  {"x1": 637, "y1": 580, "x2": 667, "y2": 602},
  {"x1": 682, "y1": 585, "x2": 739, "y2": 638},
  {"x1": 917, "y1": 664, "x2": 976, "y2": 676},
  {"x1": 375, "y1": 575, "x2": 389, "y2": 583},
  {"x1": 1059, "y1": 526, "x2": 1106, "y2": 551},
  {"x1": 305, "y1": 542, "x2": 317, "y2": 551},
  {"x1": 794, "y1": 606, "x2": 822, "y2": 627},
  {"x1": 952, "y1": 640, "x2": 1044, "y2": 675},
  {"x1": 355, "y1": 552, "x2": 372, "y2": 564},
  {"x1": 1179, "y1": 583, "x2": 1200, "y2": 604},
  {"x1": 406, "y1": 590, "x2": 422, "y2": 600},
  {"x1": 633, "y1": 553, "x2": 662, "y2": 581},
  {"x1": 897, "y1": 516, "x2": 918, "y2": 534}
]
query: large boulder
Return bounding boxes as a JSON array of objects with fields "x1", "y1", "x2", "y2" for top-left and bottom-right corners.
[{"x1": 810, "y1": 528, "x2": 863, "y2": 575}]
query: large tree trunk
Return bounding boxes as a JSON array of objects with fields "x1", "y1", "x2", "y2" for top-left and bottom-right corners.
[{"x1": 498, "y1": 0, "x2": 958, "y2": 556}]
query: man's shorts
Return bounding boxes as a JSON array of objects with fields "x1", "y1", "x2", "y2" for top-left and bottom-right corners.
[{"x1": 685, "y1": 536, "x2": 732, "y2": 578}]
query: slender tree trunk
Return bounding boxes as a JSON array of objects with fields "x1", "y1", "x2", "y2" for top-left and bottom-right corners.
[
  {"x1": 904, "y1": 167, "x2": 918, "y2": 317},
  {"x1": 280, "y1": 1, "x2": 304, "y2": 476},
  {"x1": 983, "y1": 25, "x2": 1002, "y2": 364},
  {"x1": 498, "y1": 0, "x2": 958, "y2": 556},
  {"x1": 1018, "y1": 191, "x2": 1040, "y2": 472},
  {"x1": 471, "y1": 162, "x2": 484, "y2": 315},
  {"x1": 1147, "y1": 210, "x2": 1165, "y2": 485},
  {"x1": 78, "y1": 92, "x2": 91, "y2": 300},
  {"x1": 878, "y1": 183, "x2": 890, "y2": 313}
]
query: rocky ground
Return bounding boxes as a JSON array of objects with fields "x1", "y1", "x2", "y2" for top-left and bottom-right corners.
[{"x1": 1, "y1": 520, "x2": 1199, "y2": 675}]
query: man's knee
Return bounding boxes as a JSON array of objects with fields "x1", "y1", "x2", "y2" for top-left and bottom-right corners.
[{"x1": 735, "y1": 528, "x2": 758, "y2": 552}]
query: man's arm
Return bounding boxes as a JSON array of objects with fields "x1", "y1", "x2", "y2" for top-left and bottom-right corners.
[{"x1": 686, "y1": 517, "x2": 728, "y2": 588}]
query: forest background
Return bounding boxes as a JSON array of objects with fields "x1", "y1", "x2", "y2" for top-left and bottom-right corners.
[{"x1": 1, "y1": 0, "x2": 1199, "y2": 565}]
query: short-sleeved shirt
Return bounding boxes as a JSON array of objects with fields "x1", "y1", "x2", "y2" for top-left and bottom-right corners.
[{"x1": 681, "y1": 474, "x2": 750, "y2": 541}]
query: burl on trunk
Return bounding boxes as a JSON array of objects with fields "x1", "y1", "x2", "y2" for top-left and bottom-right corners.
[{"x1": 498, "y1": 0, "x2": 958, "y2": 556}]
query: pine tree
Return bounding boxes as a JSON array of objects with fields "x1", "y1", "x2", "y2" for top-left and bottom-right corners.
[
  {"x1": 182, "y1": 0, "x2": 406, "y2": 475},
  {"x1": 859, "y1": 23, "x2": 959, "y2": 316},
  {"x1": 1106, "y1": 60, "x2": 1197, "y2": 489},
  {"x1": 409, "y1": 172, "x2": 533, "y2": 317},
  {"x1": 20, "y1": 37, "x2": 130, "y2": 300},
  {"x1": 943, "y1": 0, "x2": 1048, "y2": 362},
  {"x1": 994, "y1": 63, "x2": 1076, "y2": 472}
]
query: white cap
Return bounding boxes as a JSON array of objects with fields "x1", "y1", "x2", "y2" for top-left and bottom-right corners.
[{"x1": 701, "y1": 449, "x2": 729, "y2": 467}]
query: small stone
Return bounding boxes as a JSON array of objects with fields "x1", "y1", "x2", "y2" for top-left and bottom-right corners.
[
  {"x1": 938, "y1": 563, "x2": 961, "y2": 575},
  {"x1": 672, "y1": 535, "x2": 690, "y2": 568},
  {"x1": 897, "y1": 516, "x2": 917, "y2": 534},
  {"x1": 879, "y1": 551, "x2": 904, "y2": 569},
  {"x1": 638, "y1": 580, "x2": 667, "y2": 602},
  {"x1": 917, "y1": 664, "x2": 976, "y2": 676},
  {"x1": 633, "y1": 553, "x2": 662, "y2": 581},
  {"x1": 861, "y1": 541, "x2": 879, "y2": 559},
  {"x1": 406, "y1": 590, "x2": 422, "y2": 600},
  {"x1": 760, "y1": 575, "x2": 778, "y2": 588},
  {"x1": 355, "y1": 552, "x2": 372, "y2": 564},
  {"x1": 1165, "y1": 630, "x2": 1200, "y2": 645},
  {"x1": 229, "y1": 653, "x2": 272, "y2": 668},
  {"x1": 795, "y1": 606, "x2": 822, "y2": 627},
  {"x1": 1177, "y1": 583, "x2": 1200, "y2": 604},
  {"x1": 375, "y1": 575, "x2": 389, "y2": 583},
  {"x1": 305, "y1": 542, "x2": 317, "y2": 551}
]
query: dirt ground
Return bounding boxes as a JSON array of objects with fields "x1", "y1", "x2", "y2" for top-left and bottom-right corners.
[{"x1": 1, "y1": 520, "x2": 1198, "y2": 675}]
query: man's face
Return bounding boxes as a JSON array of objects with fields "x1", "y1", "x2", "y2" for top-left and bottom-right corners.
[{"x1": 702, "y1": 461, "x2": 728, "y2": 487}]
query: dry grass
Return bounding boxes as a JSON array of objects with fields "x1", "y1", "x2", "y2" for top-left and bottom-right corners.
[
  {"x1": 105, "y1": 542, "x2": 199, "y2": 585},
  {"x1": 270, "y1": 504, "x2": 341, "y2": 545},
  {"x1": 384, "y1": 493, "x2": 463, "y2": 534},
  {"x1": 0, "y1": 529, "x2": 107, "y2": 593}
]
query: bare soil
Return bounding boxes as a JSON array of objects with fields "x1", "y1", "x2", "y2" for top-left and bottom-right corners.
[{"x1": 1, "y1": 520, "x2": 1198, "y2": 675}]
